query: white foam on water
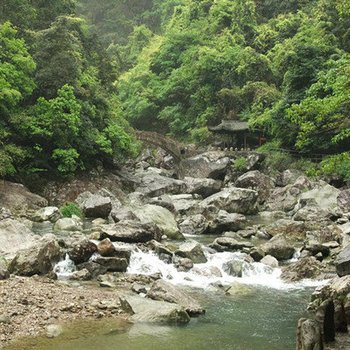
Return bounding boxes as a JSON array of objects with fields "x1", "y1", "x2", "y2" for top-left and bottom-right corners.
[
  {"x1": 126, "y1": 248, "x2": 313, "y2": 290},
  {"x1": 53, "y1": 254, "x2": 76, "y2": 280}
]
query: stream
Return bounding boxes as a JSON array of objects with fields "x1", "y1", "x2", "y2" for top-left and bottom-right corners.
[{"x1": 3, "y1": 220, "x2": 326, "y2": 350}]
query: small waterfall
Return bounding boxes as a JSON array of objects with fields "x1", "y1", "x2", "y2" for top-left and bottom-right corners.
[
  {"x1": 127, "y1": 249, "x2": 290, "y2": 289},
  {"x1": 53, "y1": 254, "x2": 76, "y2": 280}
]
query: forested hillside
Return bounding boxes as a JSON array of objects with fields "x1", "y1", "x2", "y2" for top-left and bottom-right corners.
[{"x1": 1, "y1": 0, "x2": 350, "y2": 180}]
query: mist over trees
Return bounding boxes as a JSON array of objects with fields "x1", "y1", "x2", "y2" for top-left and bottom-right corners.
[{"x1": 1, "y1": 0, "x2": 350, "y2": 180}]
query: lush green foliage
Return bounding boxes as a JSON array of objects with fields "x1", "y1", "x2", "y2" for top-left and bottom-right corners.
[
  {"x1": 2, "y1": 0, "x2": 350, "y2": 182},
  {"x1": 60, "y1": 202, "x2": 83, "y2": 218},
  {"x1": 0, "y1": 3, "x2": 138, "y2": 179}
]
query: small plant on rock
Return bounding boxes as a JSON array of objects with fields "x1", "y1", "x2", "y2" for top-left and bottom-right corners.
[{"x1": 60, "y1": 202, "x2": 83, "y2": 218}]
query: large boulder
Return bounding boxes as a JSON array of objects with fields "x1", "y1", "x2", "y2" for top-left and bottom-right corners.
[
  {"x1": 209, "y1": 237, "x2": 253, "y2": 252},
  {"x1": 146, "y1": 279, "x2": 205, "y2": 316},
  {"x1": 281, "y1": 257, "x2": 325, "y2": 282},
  {"x1": 296, "y1": 318, "x2": 323, "y2": 350},
  {"x1": 8, "y1": 235, "x2": 61, "y2": 276},
  {"x1": 0, "y1": 181, "x2": 47, "y2": 214},
  {"x1": 207, "y1": 210, "x2": 246, "y2": 234},
  {"x1": 199, "y1": 187, "x2": 258, "y2": 215},
  {"x1": 264, "y1": 219, "x2": 306, "y2": 240},
  {"x1": 133, "y1": 204, "x2": 183, "y2": 240},
  {"x1": 100, "y1": 221, "x2": 162, "y2": 243},
  {"x1": 67, "y1": 238, "x2": 97, "y2": 264},
  {"x1": 168, "y1": 194, "x2": 201, "y2": 215},
  {"x1": 235, "y1": 171, "x2": 275, "y2": 204},
  {"x1": 120, "y1": 295, "x2": 190, "y2": 324},
  {"x1": 261, "y1": 234, "x2": 295, "y2": 261},
  {"x1": 32, "y1": 207, "x2": 60, "y2": 223},
  {"x1": 335, "y1": 245, "x2": 350, "y2": 277},
  {"x1": 54, "y1": 217, "x2": 83, "y2": 232},
  {"x1": 337, "y1": 189, "x2": 350, "y2": 213},
  {"x1": 93, "y1": 256, "x2": 128, "y2": 272},
  {"x1": 300, "y1": 182, "x2": 340, "y2": 212},
  {"x1": 293, "y1": 199, "x2": 332, "y2": 222},
  {"x1": 174, "y1": 241, "x2": 207, "y2": 264},
  {"x1": 135, "y1": 171, "x2": 186, "y2": 197},
  {"x1": 0, "y1": 219, "x2": 38, "y2": 257},
  {"x1": 265, "y1": 176, "x2": 313, "y2": 212},
  {"x1": 76, "y1": 191, "x2": 112, "y2": 218},
  {"x1": 184, "y1": 177, "x2": 222, "y2": 198},
  {"x1": 181, "y1": 151, "x2": 230, "y2": 179},
  {"x1": 179, "y1": 214, "x2": 209, "y2": 236}
]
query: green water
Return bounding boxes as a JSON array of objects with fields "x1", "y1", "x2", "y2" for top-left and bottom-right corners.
[{"x1": 5, "y1": 286, "x2": 311, "y2": 350}]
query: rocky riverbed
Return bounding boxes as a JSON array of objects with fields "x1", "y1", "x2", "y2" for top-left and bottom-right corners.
[{"x1": 1, "y1": 147, "x2": 350, "y2": 348}]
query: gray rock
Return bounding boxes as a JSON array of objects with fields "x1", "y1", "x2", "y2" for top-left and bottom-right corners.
[
  {"x1": 133, "y1": 204, "x2": 183, "y2": 240},
  {"x1": 70, "y1": 268, "x2": 92, "y2": 281},
  {"x1": 264, "y1": 219, "x2": 306, "y2": 240},
  {"x1": 68, "y1": 239, "x2": 97, "y2": 264},
  {"x1": 120, "y1": 295, "x2": 190, "y2": 324},
  {"x1": 76, "y1": 191, "x2": 112, "y2": 218},
  {"x1": 135, "y1": 171, "x2": 186, "y2": 197},
  {"x1": 235, "y1": 171, "x2": 275, "y2": 204},
  {"x1": 207, "y1": 210, "x2": 246, "y2": 234},
  {"x1": 147, "y1": 240, "x2": 173, "y2": 258},
  {"x1": 54, "y1": 217, "x2": 82, "y2": 232},
  {"x1": 77, "y1": 261, "x2": 108, "y2": 278},
  {"x1": 335, "y1": 245, "x2": 350, "y2": 277},
  {"x1": 179, "y1": 214, "x2": 209, "y2": 236},
  {"x1": 168, "y1": 194, "x2": 201, "y2": 215},
  {"x1": 132, "y1": 283, "x2": 148, "y2": 294},
  {"x1": 147, "y1": 279, "x2": 205, "y2": 316},
  {"x1": 111, "y1": 207, "x2": 138, "y2": 223},
  {"x1": 0, "y1": 181, "x2": 47, "y2": 214},
  {"x1": 32, "y1": 206, "x2": 60, "y2": 223},
  {"x1": 181, "y1": 151, "x2": 230, "y2": 179},
  {"x1": 338, "y1": 189, "x2": 350, "y2": 213},
  {"x1": 260, "y1": 255, "x2": 279, "y2": 268},
  {"x1": 184, "y1": 177, "x2": 222, "y2": 198},
  {"x1": 296, "y1": 318, "x2": 323, "y2": 350},
  {"x1": 93, "y1": 256, "x2": 129, "y2": 272},
  {"x1": 0, "y1": 219, "x2": 37, "y2": 257},
  {"x1": 265, "y1": 176, "x2": 312, "y2": 212},
  {"x1": 174, "y1": 241, "x2": 207, "y2": 264},
  {"x1": 209, "y1": 237, "x2": 254, "y2": 252},
  {"x1": 0, "y1": 257, "x2": 9, "y2": 280},
  {"x1": 173, "y1": 257, "x2": 193, "y2": 272},
  {"x1": 223, "y1": 259, "x2": 245, "y2": 277},
  {"x1": 100, "y1": 221, "x2": 162, "y2": 243},
  {"x1": 261, "y1": 234, "x2": 295, "y2": 261},
  {"x1": 199, "y1": 187, "x2": 258, "y2": 215},
  {"x1": 8, "y1": 235, "x2": 61, "y2": 276},
  {"x1": 276, "y1": 169, "x2": 303, "y2": 187},
  {"x1": 281, "y1": 257, "x2": 325, "y2": 282},
  {"x1": 46, "y1": 324, "x2": 63, "y2": 338}
]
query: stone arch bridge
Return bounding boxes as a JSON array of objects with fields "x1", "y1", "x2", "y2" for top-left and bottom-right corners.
[{"x1": 135, "y1": 130, "x2": 190, "y2": 162}]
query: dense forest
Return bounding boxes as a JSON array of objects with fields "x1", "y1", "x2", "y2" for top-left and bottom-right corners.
[{"x1": 1, "y1": 0, "x2": 350, "y2": 180}]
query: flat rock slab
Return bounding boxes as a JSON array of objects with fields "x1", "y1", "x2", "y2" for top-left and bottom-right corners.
[
  {"x1": 147, "y1": 279, "x2": 205, "y2": 316},
  {"x1": 120, "y1": 295, "x2": 190, "y2": 324}
]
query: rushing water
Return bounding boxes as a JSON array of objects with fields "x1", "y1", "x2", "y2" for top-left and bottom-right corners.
[{"x1": 4, "y1": 245, "x2": 321, "y2": 350}]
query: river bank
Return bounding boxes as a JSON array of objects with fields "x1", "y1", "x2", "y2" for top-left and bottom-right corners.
[{"x1": 1, "y1": 147, "x2": 350, "y2": 348}]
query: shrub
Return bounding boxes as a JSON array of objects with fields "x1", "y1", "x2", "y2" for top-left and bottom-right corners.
[
  {"x1": 320, "y1": 152, "x2": 350, "y2": 182},
  {"x1": 60, "y1": 202, "x2": 83, "y2": 218},
  {"x1": 234, "y1": 157, "x2": 247, "y2": 172}
]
